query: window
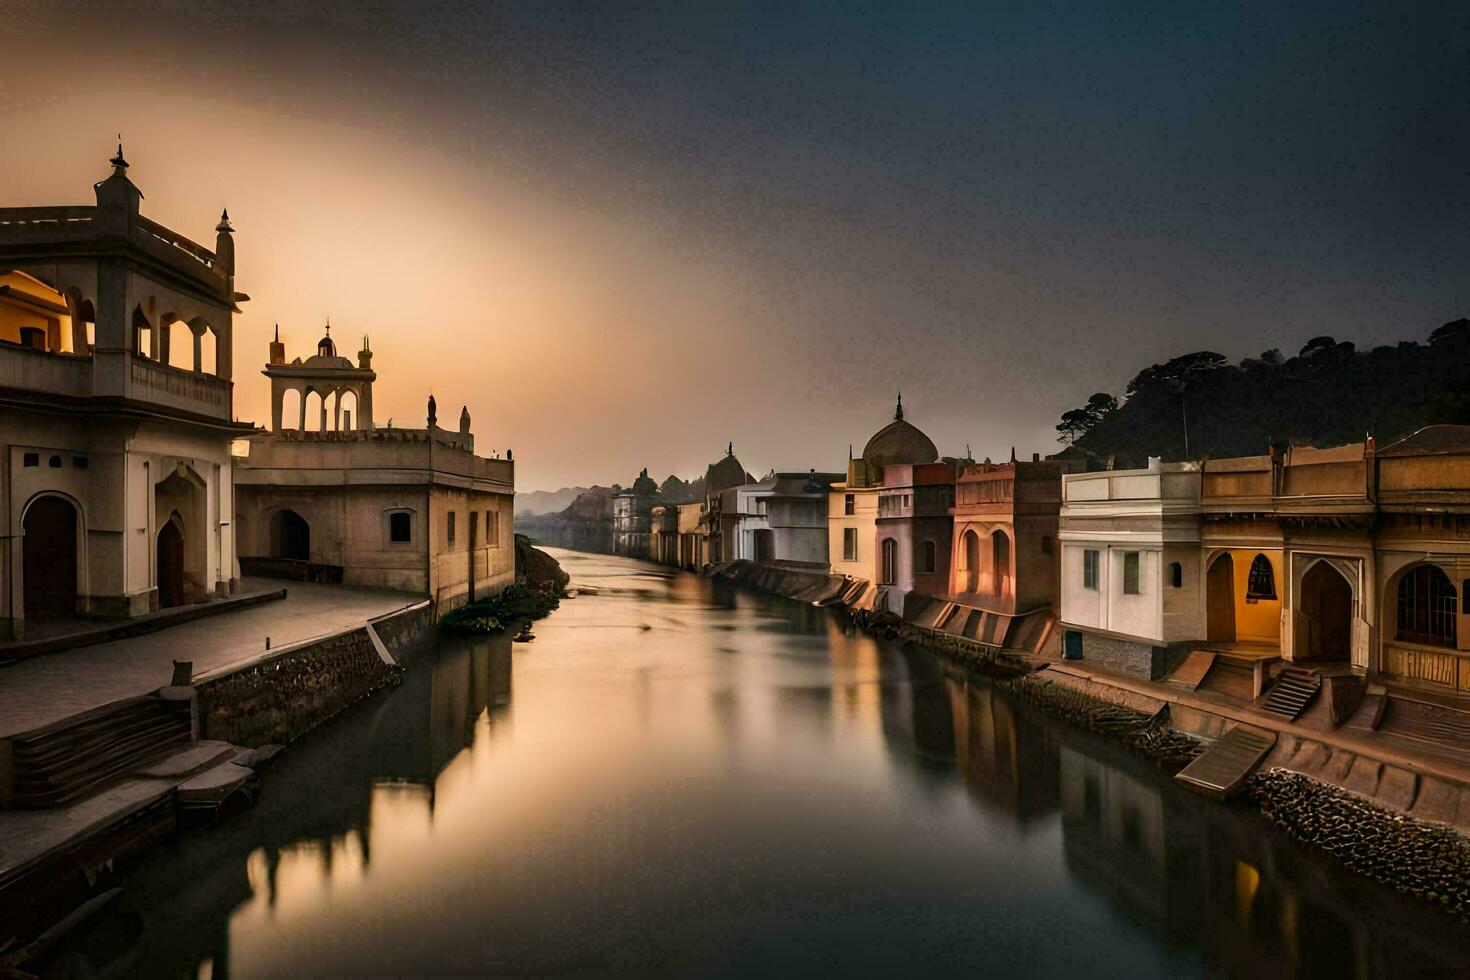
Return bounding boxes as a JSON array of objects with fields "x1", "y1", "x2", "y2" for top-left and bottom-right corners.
[
  {"x1": 921, "y1": 540, "x2": 937, "y2": 574},
  {"x1": 843, "y1": 527, "x2": 858, "y2": 561},
  {"x1": 389, "y1": 511, "x2": 412, "y2": 543},
  {"x1": 881, "y1": 538, "x2": 897, "y2": 585},
  {"x1": 72, "y1": 456, "x2": 87, "y2": 469},
  {"x1": 1082, "y1": 549, "x2": 1099, "y2": 590},
  {"x1": 757, "y1": 499, "x2": 767, "y2": 516},
  {"x1": 844, "y1": 494, "x2": 855, "y2": 516},
  {"x1": 1122, "y1": 552, "x2": 1140, "y2": 595},
  {"x1": 48, "y1": 455, "x2": 61, "y2": 468},
  {"x1": 487, "y1": 510, "x2": 499, "y2": 547},
  {"x1": 1397, "y1": 564, "x2": 1457, "y2": 648},
  {"x1": 22, "y1": 452, "x2": 38, "y2": 467},
  {"x1": 1041, "y1": 535, "x2": 1053, "y2": 555},
  {"x1": 1170, "y1": 562, "x2": 1183, "y2": 588},
  {"x1": 447, "y1": 511, "x2": 457, "y2": 546},
  {"x1": 1246, "y1": 554, "x2": 1277, "y2": 600},
  {"x1": 470, "y1": 511, "x2": 479, "y2": 547}
]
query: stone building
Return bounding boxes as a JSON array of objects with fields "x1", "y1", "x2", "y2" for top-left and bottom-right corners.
[
  {"x1": 1058, "y1": 458, "x2": 1203, "y2": 678},
  {"x1": 701, "y1": 444, "x2": 751, "y2": 564},
  {"x1": 234, "y1": 329, "x2": 514, "y2": 610},
  {"x1": 765, "y1": 471, "x2": 842, "y2": 568},
  {"x1": 906, "y1": 453, "x2": 1068, "y2": 654},
  {"x1": 0, "y1": 148, "x2": 251, "y2": 637},
  {"x1": 611, "y1": 469, "x2": 658, "y2": 558},
  {"x1": 648, "y1": 504, "x2": 680, "y2": 565},
  {"x1": 874, "y1": 460, "x2": 958, "y2": 612},
  {"x1": 717, "y1": 477, "x2": 775, "y2": 562},
  {"x1": 829, "y1": 397, "x2": 939, "y2": 605}
]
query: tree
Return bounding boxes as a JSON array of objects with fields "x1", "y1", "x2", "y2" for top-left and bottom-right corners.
[{"x1": 1056, "y1": 392, "x2": 1119, "y2": 443}]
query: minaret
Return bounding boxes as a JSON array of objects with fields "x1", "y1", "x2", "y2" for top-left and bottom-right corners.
[
  {"x1": 215, "y1": 209, "x2": 235, "y2": 280},
  {"x1": 269, "y1": 323, "x2": 285, "y2": 365}
]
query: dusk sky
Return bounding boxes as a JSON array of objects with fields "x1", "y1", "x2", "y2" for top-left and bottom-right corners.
[{"x1": 4, "y1": 1, "x2": 1466, "y2": 490}]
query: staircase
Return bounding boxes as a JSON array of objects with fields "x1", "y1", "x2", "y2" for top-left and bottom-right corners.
[
  {"x1": 8, "y1": 697, "x2": 193, "y2": 808},
  {"x1": 1175, "y1": 725, "x2": 1277, "y2": 800},
  {"x1": 1260, "y1": 667, "x2": 1322, "y2": 720}
]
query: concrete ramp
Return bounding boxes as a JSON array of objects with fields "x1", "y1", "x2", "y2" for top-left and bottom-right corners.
[
  {"x1": 1166, "y1": 650, "x2": 1216, "y2": 691},
  {"x1": 1174, "y1": 724, "x2": 1277, "y2": 800}
]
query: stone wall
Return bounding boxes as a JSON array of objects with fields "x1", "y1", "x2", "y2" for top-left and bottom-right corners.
[
  {"x1": 1065, "y1": 628, "x2": 1178, "y2": 681},
  {"x1": 196, "y1": 601, "x2": 431, "y2": 746}
]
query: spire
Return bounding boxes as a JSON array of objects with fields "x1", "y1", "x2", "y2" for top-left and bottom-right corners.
[
  {"x1": 216, "y1": 208, "x2": 232, "y2": 233},
  {"x1": 727, "y1": 441, "x2": 733, "y2": 456},
  {"x1": 110, "y1": 138, "x2": 128, "y2": 174},
  {"x1": 273, "y1": 323, "x2": 279, "y2": 342},
  {"x1": 895, "y1": 390, "x2": 904, "y2": 421}
]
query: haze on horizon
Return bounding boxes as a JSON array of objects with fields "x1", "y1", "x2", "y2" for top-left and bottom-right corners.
[{"x1": 3, "y1": 1, "x2": 1465, "y2": 491}]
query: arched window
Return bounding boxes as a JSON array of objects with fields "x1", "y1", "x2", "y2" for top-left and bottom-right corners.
[
  {"x1": 1246, "y1": 554, "x2": 1276, "y2": 600},
  {"x1": 880, "y1": 538, "x2": 897, "y2": 585},
  {"x1": 1397, "y1": 565, "x2": 1457, "y2": 648},
  {"x1": 991, "y1": 530, "x2": 1011, "y2": 595},
  {"x1": 1170, "y1": 562, "x2": 1183, "y2": 588}
]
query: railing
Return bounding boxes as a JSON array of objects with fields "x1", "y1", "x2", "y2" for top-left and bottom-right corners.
[
  {"x1": 0, "y1": 206, "x2": 97, "y2": 243},
  {"x1": 0, "y1": 342, "x2": 92, "y2": 398},
  {"x1": 130, "y1": 356, "x2": 230, "y2": 419},
  {"x1": 1382, "y1": 642, "x2": 1470, "y2": 693},
  {"x1": 134, "y1": 215, "x2": 217, "y2": 273}
]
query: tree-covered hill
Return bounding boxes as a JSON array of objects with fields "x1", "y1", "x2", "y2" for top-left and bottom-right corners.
[{"x1": 1057, "y1": 320, "x2": 1470, "y2": 467}]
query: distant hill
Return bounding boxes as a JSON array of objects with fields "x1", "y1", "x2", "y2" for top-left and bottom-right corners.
[
  {"x1": 1057, "y1": 319, "x2": 1470, "y2": 467},
  {"x1": 515, "y1": 486, "x2": 591, "y2": 516}
]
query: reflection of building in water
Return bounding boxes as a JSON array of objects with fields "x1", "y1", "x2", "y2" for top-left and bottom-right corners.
[
  {"x1": 1058, "y1": 735, "x2": 1470, "y2": 978},
  {"x1": 56, "y1": 636, "x2": 513, "y2": 979},
  {"x1": 374, "y1": 634, "x2": 513, "y2": 801},
  {"x1": 946, "y1": 680, "x2": 1060, "y2": 826}
]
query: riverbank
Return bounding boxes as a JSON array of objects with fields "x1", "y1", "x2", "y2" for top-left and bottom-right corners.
[{"x1": 708, "y1": 558, "x2": 1470, "y2": 921}]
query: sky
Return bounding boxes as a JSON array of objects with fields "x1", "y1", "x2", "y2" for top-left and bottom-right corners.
[{"x1": 3, "y1": 1, "x2": 1467, "y2": 490}]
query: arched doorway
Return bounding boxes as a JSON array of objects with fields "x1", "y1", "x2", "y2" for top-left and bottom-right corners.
[
  {"x1": 1207, "y1": 553, "x2": 1235, "y2": 643},
  {"x1": 991, "y1": 530, "x2": 1011, "y2": 596},
  {"x1": 962, "y1": 531, "x2": 980, "y2": 593},
  {"x1": 270, "y1": 509, "x2": 311, "y2": 561},
  {"x1": 1299, "y1": 561, "x2": 1353, "y2": 661},
  {"x1": 23, "y1": 496, "x2": 77, "y2": 618},
  {"x1": 157, "y1": 515, "x2": 186, "y2": 609},
  {"x1": 880, "y1": 537, "x2": 898, "y2": 585}
]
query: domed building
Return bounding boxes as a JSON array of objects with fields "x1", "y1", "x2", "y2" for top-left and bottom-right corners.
[
  {"x1": 612, "y1": 467, "x2": 660, "y2": 558},
  {"x1": 829, "y1": 397, "x2": 947, "y2": 607}
]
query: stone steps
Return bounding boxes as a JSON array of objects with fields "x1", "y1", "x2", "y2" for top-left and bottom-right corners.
[
  {"x1": 8, "y1": 698, "x2": 193, "y2": 809},
  {"x1": 1261, "y1": 667, "x2": 1321, "y2": 719},
  {"x1": 1175, "y1": 724, "x2": 1277, "y2": 800}
]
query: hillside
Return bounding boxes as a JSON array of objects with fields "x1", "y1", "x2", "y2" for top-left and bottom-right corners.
[
  {"x1": 1057, "y1": 320, "x2": 1470, "y2": 467},
  {"x1": 515, "y1": 486, "x2": 592, "y2": 517}
]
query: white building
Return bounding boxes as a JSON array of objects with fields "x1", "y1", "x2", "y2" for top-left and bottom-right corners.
[
  {"x1": 1057, "y1": 459, "x2": 1202, "y2": 679},
  {"x1": 0, "y1": 148, "x2": 250, "y2": 638},
  {"x1": 718, "y1": 478, "x2": 775, "y2": 562}
]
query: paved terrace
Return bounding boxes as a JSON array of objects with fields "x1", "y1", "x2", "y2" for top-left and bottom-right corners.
[{"x1": 0, "y1": 578, "x2": 417, "y2": 738}]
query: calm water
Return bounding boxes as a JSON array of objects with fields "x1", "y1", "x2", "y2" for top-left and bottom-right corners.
[{"x1": 49, "y1": 549, "x2": 1470, "y2": 977}]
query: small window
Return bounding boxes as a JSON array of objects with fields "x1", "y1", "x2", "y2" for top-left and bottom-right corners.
[
  {"x1": 1464, "y1": 579, "x2": 1470, "y2": 615},
  {"x1": 470, "y1": 511, "x2": 479, "y2": 546},
  {"x1": 843, "y1": 527, "x2": 858, "y2": 561},
  {"x1": 921, "y1": 540, "x2": 937, "y2": 574},
  {"x1": 22, "y1": 452, "x2": 39, "y2": 467},
  {"x1": 1170, "y1": 562, "x2": 1183, "y2": 588},
  {"x1": 844, "y1": 494, "x2": 855, "y2": 516},
  {"x1": 1246, "y1": 554, "x2": 1276, "y2": 600},
  {"x1": 72, "y1": 456, "x2": 88, "y2": 469},
  {"x1": 487, "y1": 510, "x2": 498, "y2": 547},
  {"x1": 48, "y1": 455, "x2": 62, "y2": 468},
  {"x1": 1041, "y1": 535, "x2": 1053, "y2": 555},
  {"x1": 1123, "y1": 552, "x2": 1140, "y2": 595},
  {"x1": 447, "y1": 511, "x2": 457, "y2": 546},
  {"x1": 389, "y1": 511, "x2": 412, "y2": 542},
  {"x1": 1082, "y1": 549, "x2": 1099, "y2": 590}
]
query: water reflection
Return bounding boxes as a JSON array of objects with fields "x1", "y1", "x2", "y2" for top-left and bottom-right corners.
[{"x1": 48, "y1": 551, "x2": 1470, "y2": 978}]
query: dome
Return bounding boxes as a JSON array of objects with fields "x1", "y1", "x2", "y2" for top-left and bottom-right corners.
[
  {"x1": 317, "y1": 332, "x2": 337, "y2": 358},
  {"x1": 705, "y1": 444, "x2": 749, "y2": 495},
  {"x1": 862, "y1": 395, "x2": 937, "y2": 472}
]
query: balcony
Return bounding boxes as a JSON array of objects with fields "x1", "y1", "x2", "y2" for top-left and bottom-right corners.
[
  {"x1": 129, "y1": 356, "x2": 231, "y2": 420},
  {"x1": 0, "y1": 342, "x2": 92, "y2": 400}
]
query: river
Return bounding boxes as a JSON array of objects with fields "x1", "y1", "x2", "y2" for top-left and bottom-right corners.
[{"x1": 46, "y1": 549, "x2": 1470, "y2": 977}]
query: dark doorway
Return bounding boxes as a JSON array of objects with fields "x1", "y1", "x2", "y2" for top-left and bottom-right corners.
[
  {"x1": 1300, "y1": 561, "x2": 1353, "y2": 661},
  {"x1": 157, "y1": 516, "x2": 186, "y2": 608},
  {"x1": 754, "y1": 529, "x2": 774, "y2": 563},
  {"x1": 1207, "y1": 554, "x2": 1235, "y2": 643},
  {"x1": 880, "y1": 537, "x2": 897, "y2": 584},
  {"x1": 270, "y1": 509, "x2": 311, "y2": 561},
  {"x1": 23, "y1": 496, "x2": 78, "y2": 618}
]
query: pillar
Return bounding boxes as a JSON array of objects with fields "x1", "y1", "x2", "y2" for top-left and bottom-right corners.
[{"x1": 298, "y1": 387, "x2": 307, "y2": 431}]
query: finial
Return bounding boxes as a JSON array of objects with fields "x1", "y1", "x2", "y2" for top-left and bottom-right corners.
[
  {"x1": 1010, "y1": 446, "x2": 1017, "y2": 463},
  {"x1": 324, "y1": 317, "x2": 330, "y2": 335},
  {"x1": 110, "y1": 136, "x2": 128, "y2": 172},
  {"x1": 895, "y1": 390, "x2": 904, "y2": 421},
  {"x1": 427, "y1": 393, "x2": 437, "y2": 426},
  {"x1": 273, "y1": 323, "x2": 279, "y2": 342},
  {"x1": 216, "y1": 208, "x2": 232, "y2": 233},
  {"x1": 727, "y1": 441, "x2": 733, "y2": 456}
]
